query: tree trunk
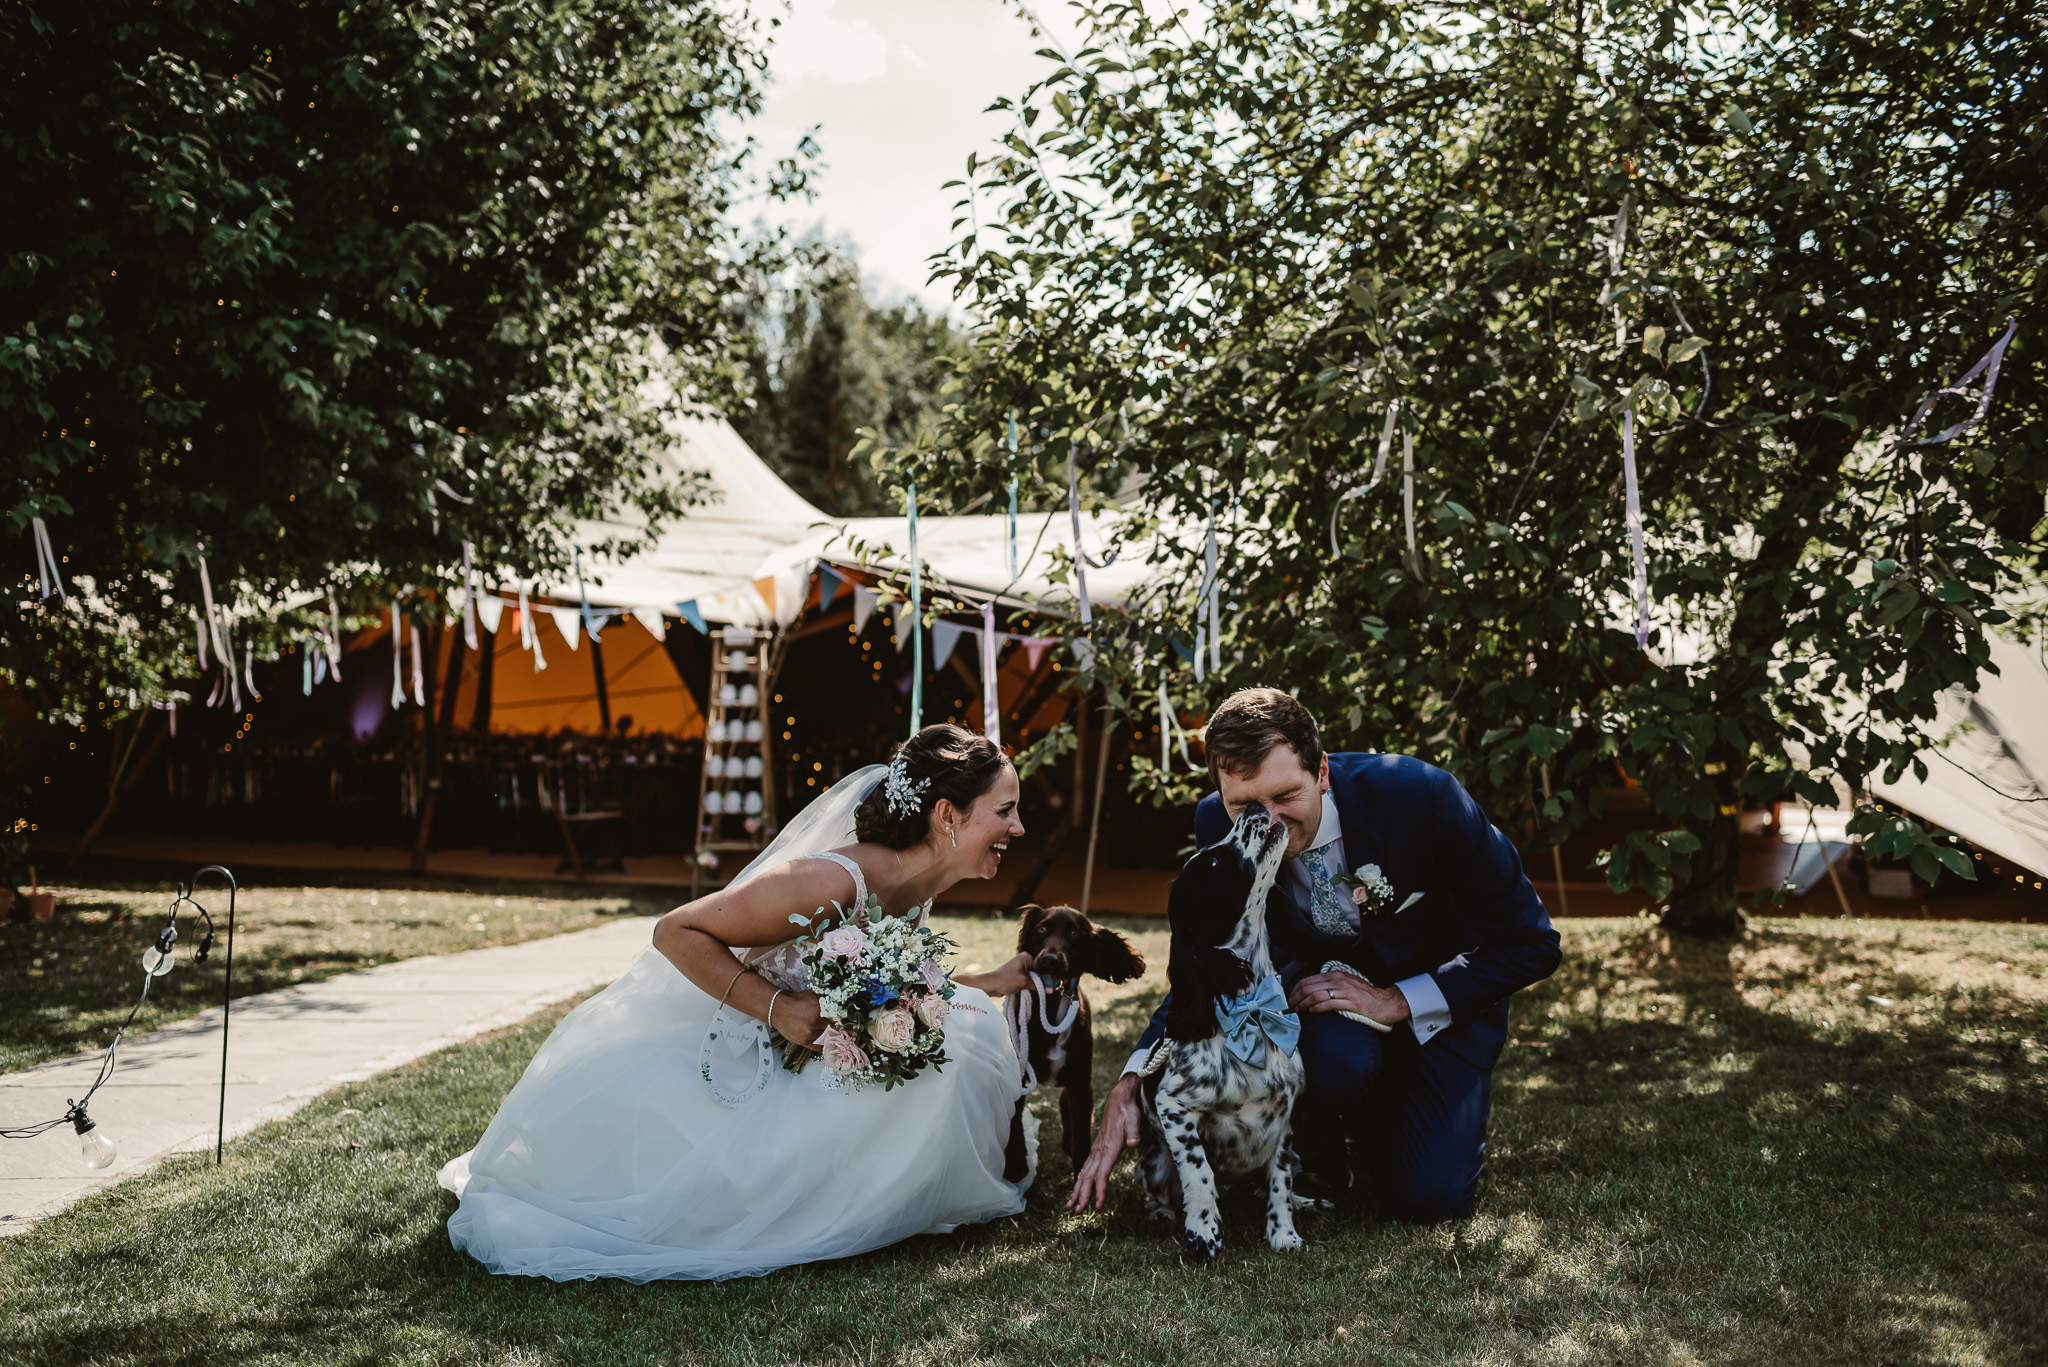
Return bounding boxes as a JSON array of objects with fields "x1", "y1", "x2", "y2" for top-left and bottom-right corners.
[{"x1": 1661, "y1": 804, "x2": 1744, "y2": 937}]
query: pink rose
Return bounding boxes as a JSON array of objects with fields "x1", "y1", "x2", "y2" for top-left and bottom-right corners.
[
  {"x1": 869, "y1": 1005, "x2": 917, "y2": 1054},
  {"x1": 818, "y1": 1025, "x2": 869, "y2": 1078},
  {"x1": 1351, "y1": 886, "x2": 1370, "y2": 905},
  {"x1": 920, "y1": 959, "x2": 948, "y2": 994},
  {"x1": 819, "y1": 925, "x2": 869, "y2": 961},
  {"x1": 911, "y1": 993, "x2": 952, "y2": 1031}
]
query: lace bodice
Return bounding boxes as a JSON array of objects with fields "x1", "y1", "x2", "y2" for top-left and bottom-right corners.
[{"x1": 743, "y1": 852, "x2": 931, "y2": 992}]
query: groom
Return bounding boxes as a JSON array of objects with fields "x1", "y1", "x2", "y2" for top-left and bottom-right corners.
[{"x1": 1067, "y1": 687, "x2": 1561, "y2": 1223}]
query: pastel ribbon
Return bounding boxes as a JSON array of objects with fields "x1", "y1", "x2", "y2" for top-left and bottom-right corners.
[
  {"x1": 1622, "y1": 407, "x2": 1648, "y2": 650},
  {"x1": 1216, "y1": 973, "x2": 1300, "y2": 1067},
  {"x1": 980, "y1": 600, "x2": 1001, "y2": 744},
  {"x1": 907, "y1": 481, "x2": 922, "y2": 734},
  {"x1": 30, "y1": 516, "x2": 65, "y2": 605}
]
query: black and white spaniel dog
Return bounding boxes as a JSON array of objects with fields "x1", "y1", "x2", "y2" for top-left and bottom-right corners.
[
  {"x1": 1003, "y1": 903, "x2": 1145, "y2": 1180},
  {"x1": 1136, "y1": 802, "x2": 1307, "y2": 1259}
]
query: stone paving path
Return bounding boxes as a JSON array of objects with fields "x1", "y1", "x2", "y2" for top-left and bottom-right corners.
[{"x1": 0, "y1": 915, "x2": 655, "y2": 1236}]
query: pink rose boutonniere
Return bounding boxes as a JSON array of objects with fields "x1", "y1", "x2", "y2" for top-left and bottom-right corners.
[{"x1": 1332, "y1": 863, "x2": 1398, "y2": 918}]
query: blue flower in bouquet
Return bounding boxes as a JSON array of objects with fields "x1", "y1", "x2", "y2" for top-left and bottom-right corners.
[{"x1": 858, "y1": 977, "x2": 900, "y2": 1010}]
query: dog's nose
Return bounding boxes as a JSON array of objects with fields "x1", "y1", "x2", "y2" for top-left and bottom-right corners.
[{"x1": 1033, "y1": 951, "x2": 1069, "y2": 979}]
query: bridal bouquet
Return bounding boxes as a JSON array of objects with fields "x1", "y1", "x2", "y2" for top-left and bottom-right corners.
[{"x1": 777, "y1": 896, "x2": 965, "y2": 1091}]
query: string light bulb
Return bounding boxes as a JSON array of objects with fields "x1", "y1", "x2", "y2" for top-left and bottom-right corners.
[
  {"x1": 141, "y1": 923, "x2": 178, "y2": 977},
  {"x1": 70, "y1": 1103, "x2": 118, "y2": 1169}
]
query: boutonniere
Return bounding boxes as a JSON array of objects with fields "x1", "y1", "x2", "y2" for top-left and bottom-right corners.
[{"x1": 1331, "y1": 863, "x2": 1397, "y2": 919}]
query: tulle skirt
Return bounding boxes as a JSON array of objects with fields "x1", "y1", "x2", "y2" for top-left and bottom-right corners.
[{"x1": 438, "y1": 947, "x2": 1031, "y2": 1282}]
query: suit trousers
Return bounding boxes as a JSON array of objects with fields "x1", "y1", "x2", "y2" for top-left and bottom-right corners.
[{"x1": 1293, "y1": 1008, "x2": 1493, "y2": 1223}]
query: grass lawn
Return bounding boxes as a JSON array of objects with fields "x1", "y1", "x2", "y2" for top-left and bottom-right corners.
[
  {"x1": 2, "y1": 913, "x2": 2044, "y2": 1366},
  {"x1": 0, "y1": 883, "x2": 663, "y2": 1073}
]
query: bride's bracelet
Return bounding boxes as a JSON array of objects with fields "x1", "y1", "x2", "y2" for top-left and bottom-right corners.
[
  {"x1": 717, "y1": 963, "x2": 752, "y2": 1013},
  {"x1": 766, "y1": 988, "x2": 786, "y2": 1037}
]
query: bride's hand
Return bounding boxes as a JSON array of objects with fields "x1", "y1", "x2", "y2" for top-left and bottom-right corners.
[
  {"x1": 768, "y1": 990, "x2": 828, "y2": 1050},
  {"x1": 956, "y1": 952, "x2": 1035, "y2": 998}
]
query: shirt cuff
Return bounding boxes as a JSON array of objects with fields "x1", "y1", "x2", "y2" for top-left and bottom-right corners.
[
  {"x1": 1396, "y1": 973, "x2": 1453, "y2": 1045},
  {"x1": 1122, "y1": 1048, "x2": 1152, "y2": 1078}
]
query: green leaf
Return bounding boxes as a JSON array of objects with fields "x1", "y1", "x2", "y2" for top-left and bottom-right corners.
[{"x1": 1667, "y1": 336, "x2": 1708, "y2": 364}]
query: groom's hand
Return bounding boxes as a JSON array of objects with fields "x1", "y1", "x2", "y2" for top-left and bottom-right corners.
[
  {"x1": 1289, "y1": 972, "x2": 1412, "y2": 1026},
  {"x1": 1067, "y1": 1074, "x2": 1141, "y2": 1212}
]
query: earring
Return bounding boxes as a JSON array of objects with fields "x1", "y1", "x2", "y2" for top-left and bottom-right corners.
[{"x1": 947, "y1": 826, "x2": 956, "y2": 848}]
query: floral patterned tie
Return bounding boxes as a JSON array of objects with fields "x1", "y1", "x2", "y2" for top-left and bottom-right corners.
[{"x1": 1301, "y1": 850, "x2": 1356, "y2": 935}]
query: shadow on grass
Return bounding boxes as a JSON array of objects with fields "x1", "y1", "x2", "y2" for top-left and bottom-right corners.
[{"x1": 3, "y1": 921, "x2": 2044, "y2": 1366}]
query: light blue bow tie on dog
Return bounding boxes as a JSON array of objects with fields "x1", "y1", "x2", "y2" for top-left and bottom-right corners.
[{"x1": 1216, "y1": 973, "x2": 1300, "y2": 1067}]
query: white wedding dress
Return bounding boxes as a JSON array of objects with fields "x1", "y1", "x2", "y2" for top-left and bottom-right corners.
[{"x1": 437, "y1": 768, "x2": 1033, "y2": 1282}]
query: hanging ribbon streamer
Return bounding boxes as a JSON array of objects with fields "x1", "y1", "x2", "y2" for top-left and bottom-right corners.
[
  {"x1": 1622, "y1": 407, "x2": 1648, "y2": 651},
  {"x1": 1066, "y1": 446, "x2": 1092, "y2": 627},
  {"x1": 244, "y1": 642, "x2": 261, "y2": 702},
  {"x1": 1159, "y1": 669, "x2": 1172, "y2": 769},
  {"x1": 410, "y1": 619, "x2": 425, "y2": 707},
  {"x1": 1607, "y1": 192, "x2": 1634, "y2": 356},
  {"x1": 1194, "y1": 506, "x2": 1221, "y2": 682},
  {"x1": 1330, "y1": 402, "x2": 1401, "y2": 558},
  {"x1": 908, "y1": 481, "x2": 923, "y2": 735},
  {"x1": 391, "y1": 600, "x2": 406, "y2": 708},
  {"x1": 1902, "y1": 318, "x2": 2020, "y2": 446},
  {"x1": 303, "y1": 647, "x2": 314, "y2": 696},
  {"x1": 30, "y1": 516, "x2": 65, "y2": 605},
  {"x1": 223, "y1": 621, "x2": 242, "y2": 712},
  {"x1": 198, "y1": 556, "x2": 229, "y2": 667},
  {"x1": 981, "y1": 601, "x2": 1001, "y2": 745},
  {"x1": 461, "y1": 541, "x2": 480, "y2": 650},
  {"x1": 1006, "y1": 408, "x2": 1020, "y2": 582},
  {"x1": 1401, "y1": 428, "x2": 1418, "y2": 575},
  {"x1": 519, "y1": 586, "x2": 548, "y2": 672},
  {"x1": 194, "y1": 608, "x2": 211, "y2": 672},
  {"x1": 315, "y1": 645, "x2": 328, "y2": 685},
  {"x1": 1208, "y1": 513, "x2": 1222, "y2": 677},
  {"x1": 325, "y1": 591, "x2": 343, "y2": 681}
]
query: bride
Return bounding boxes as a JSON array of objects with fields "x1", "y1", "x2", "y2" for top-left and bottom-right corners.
[{"x1": 438, "y1": 724, "x2": 1037, "y2": 1281}]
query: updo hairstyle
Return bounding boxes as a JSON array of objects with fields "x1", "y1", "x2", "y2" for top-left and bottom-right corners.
[{"x1": 854, "y1": 724, "x2": 1010, "y2": 850}]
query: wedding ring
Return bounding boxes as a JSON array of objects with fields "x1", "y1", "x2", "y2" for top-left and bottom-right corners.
[{"x1": 1327, "y1": 988, "x2": 1336, "y2": 999}]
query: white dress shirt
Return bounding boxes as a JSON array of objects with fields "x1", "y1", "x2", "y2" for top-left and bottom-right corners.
[{"x1": 1124, "y1": 791, "x2": 1454, "y2": 1076}]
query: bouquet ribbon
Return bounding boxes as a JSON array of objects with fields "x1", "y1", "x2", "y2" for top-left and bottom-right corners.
[{"x1": 1216, "y1": 973, "x2": 1300, "y2": 1067}]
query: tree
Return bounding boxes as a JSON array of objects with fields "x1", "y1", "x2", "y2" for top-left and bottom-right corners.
[
  {"x1": 732, "y1": 250, "x2": 967, "y2": 517},
  {"x1": 1, "y1": 0, "x2": 789, "y2": 733},
  {"x1": 884, "y1": 0, "x2": 2045, "y2": 934}
]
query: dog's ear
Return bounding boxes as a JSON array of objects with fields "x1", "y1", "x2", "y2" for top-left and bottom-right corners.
[
  {"x1": 1165, "y1": 943, "x2": 1252, "y2": 1041},
  {"x1": 1077, "y1": 925, "x2": 1146, "y2": 984},
  {"x1": 1014, "y1": 903, "x2": 1047, "y2": 953}
]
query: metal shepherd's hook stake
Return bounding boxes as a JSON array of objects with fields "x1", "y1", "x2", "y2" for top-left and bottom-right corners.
[{"x1": 183, "y1": 864, "x2": 239, "y2": 1163}]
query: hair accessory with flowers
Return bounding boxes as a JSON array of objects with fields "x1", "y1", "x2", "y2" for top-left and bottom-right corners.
[
  {"x1": 882, "y1": 753, "x2": 931, "y2": 818},
  {"x1": 1332, "y1": 863, "x2": 1397, "y2": 918}
]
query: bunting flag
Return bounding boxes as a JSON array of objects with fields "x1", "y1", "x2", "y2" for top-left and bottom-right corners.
[
  {"x1": 676, "y1": 600, "x2": 708, "y2": 636},
  {"x1": 1330, "y1": 402, "x2": 1400, "y2": 557},
  {"x1": 1067, "y1": 446, "x2": 1092, "y2": 626},
  {"x1": 851, "y1": 584, "x2": 877, "y2": 636},
  {"x1": 391, "y1": 601, "x2": 406, "y2": 708},
  {"x1": 893, "y1": 599, "x2": 915, "y2": 651},
  {"x1": 325, "y1": 590, "x2": 343, "y2": 680},
  {"x1": 30, "y1": 516, "x2": 65, "y2": 605},
  {"x1": 1020, "y1": 636, "x2": 1055, "y2": 672},
  {"x1": 1622, "y1": 407, "x2": 1648, "y2": 651},
  {"x1": 461, "y1": 541, "x2": 480, "y2": 649},
  {"x1": 980, "y1": 601, "x2": 1001, "y2": 744},
  {"x1": 520, "y1": 585, "x2": 547, "y2": 671},
  {"x1": 631, "y1": 606, "x2": 666, "y2": 641},
  {"x1": 932, "y1": 621, "x2": 967, "y2": 672},
  {"x1": 410, "y1": 620, "x2": 425, "y2": 706},
  {"x1": 908, "y1": 481, "x2": 923, "y2": 734},
  {"x1": 477, "y1": 594, "x2": 505, "y2": 635},
  {"x1": 550, "y1": 605, "x2": 583, "y2": 651},
  {"x1": 818, "y1": 564, "x2": 844, "y2": 612},
  {"x1": 752, "y1": 576, "x2": 777, "y2": 621}
]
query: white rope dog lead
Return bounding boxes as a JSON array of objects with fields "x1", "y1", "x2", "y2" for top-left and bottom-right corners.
[
  {"x1": 1320, "y1": 960, "x2": 1395, "y2": 1034},
  {"x1": 1007, "y1": 971, "x2": 1082, "y2": 1096}
]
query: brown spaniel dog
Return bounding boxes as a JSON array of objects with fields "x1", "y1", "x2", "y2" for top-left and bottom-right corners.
[{"x1": 1003, "y1": 903, "x2": 1146, "y2": 1179}]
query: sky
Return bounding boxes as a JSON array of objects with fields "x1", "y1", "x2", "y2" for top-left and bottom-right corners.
[{"x1": 739, "y1": 0, "x2": 1085, "y2": 314}]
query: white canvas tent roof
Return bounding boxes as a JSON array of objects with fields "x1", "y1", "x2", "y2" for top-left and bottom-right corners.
[
  {"x1": 1871, "y1": 628, "x2": 2048, "y2": 880},
  {"x1": 550, "y1": 415, "x2": 1159, "y2": 628}
]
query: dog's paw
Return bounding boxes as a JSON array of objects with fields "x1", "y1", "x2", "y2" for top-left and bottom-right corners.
[
  {"x1": 1180, "y1": 1227, "x2": 1223, "y2": 1263},
  {"x1": 1290, "y1": 1193, "x2": 1336, "y2": 1212},
  {"x1": 1267, "y1": 1227, "x2": 1305, "y2": 1252}
]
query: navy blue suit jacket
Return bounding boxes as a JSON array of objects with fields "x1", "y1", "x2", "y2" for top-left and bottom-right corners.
[{"x1": 1137, "y1": 752, "x2": 1561, "y2": 1070}]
